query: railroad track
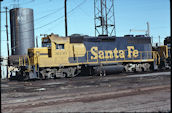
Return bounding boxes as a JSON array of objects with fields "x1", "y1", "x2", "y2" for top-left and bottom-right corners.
[
  {"x1": 1, "y1": 71, "x2": 170, "y2": 94},
  {"x1": 1, "y1": 71, "x2": 170, "y2": 112},
  {"x1": 1, "y1": 84, "x2": 170, "y2": 111}
]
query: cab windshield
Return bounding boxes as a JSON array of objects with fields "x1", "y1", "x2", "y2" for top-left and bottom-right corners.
[{"x1": 42, "y1": 38, "x2": 51, "y2": 47}]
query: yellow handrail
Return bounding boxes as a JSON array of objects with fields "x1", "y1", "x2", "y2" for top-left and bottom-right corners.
[
  {"x1": 26, "y1": 55, "x2": 31, "y2": 72},
  {"x1": 18, "y1": 55, "x2": 31, "y2": 72},
  {"x1": 35, "y1": 54, "x2": 38, "y2": 71},
  {"x1": 24, "y1": 56, "x2": 26, "y2": 66},
  {"x1": 157, "y1": 52, "x2": 160, "y2": 65},
  {"x1": 19, "y1": 57, "x2": 21, "y2": 66},
  {"x1": 152, "y1": 51, "x2": 160, "y2": 65}
]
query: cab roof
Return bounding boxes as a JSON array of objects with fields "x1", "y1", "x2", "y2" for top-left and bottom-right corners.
[{"x1": 42, "y1": 34, "x2": 70, "y2": 43}]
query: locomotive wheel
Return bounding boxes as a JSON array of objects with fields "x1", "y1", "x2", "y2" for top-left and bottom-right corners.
[
  {"x1": 60, "y1": 67, "x2": 79, "y2": 78},
  {"x1": 99, "y1": 69, "x2": 106, "y2": 76}
]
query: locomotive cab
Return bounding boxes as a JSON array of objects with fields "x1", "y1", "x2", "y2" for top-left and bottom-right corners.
[
  {"x1": 26, "y1": 34, "x2": 86, "y2": 79},
  {"x1": 28, "y1": 34, "x2": 70, "y2": 68}
]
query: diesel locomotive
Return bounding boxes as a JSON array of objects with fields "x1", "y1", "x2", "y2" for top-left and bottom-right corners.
[{"x1": 9, "y1": 34, "x2": 169, "y2": 80}]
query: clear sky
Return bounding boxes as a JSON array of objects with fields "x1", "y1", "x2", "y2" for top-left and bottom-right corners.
[{"x1": 0, "y1": 0, "x2": 171, "y2": 78}]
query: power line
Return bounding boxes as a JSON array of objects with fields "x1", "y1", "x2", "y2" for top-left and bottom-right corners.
[
  {"x1": 1, "y1": 7, "x2": 64, "y2": 33},
  {"x1": 18, "y1": 0, "x2": 35, "y2": 5},
  {"x1": 1, "y1": 0, "x2": 87, "y2": 34},
  {"x1": 33, "y1": 0, "x2": 88, "y2": 32},
  {"x1": 0, "y1": 7, "x2": 64, "y2": 34},
  {"x1": 5, "y1": 0, "x2": 88, "y2": 51},
  {"x1": 5, "y1": 0, "x2": 87, "y2": 35},
  {"x1": 6, "y1": 0, "x2": 35, "y2": 8},
  {"x1": 72, "y1": 0, "x2": 90, "y2": 17},
  {"x1": 5, "y1": 6, "x2": 64, "y2": 27}
]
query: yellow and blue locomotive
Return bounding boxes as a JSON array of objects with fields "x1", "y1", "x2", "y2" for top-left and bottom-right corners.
[{"x1": 12, "y1": 34, "x2": 169, "y2": 80}]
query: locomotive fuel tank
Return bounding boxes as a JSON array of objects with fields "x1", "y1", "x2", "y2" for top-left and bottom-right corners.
[{"x1": 94, "y1": 65, "x2": 124, "y2": 76}]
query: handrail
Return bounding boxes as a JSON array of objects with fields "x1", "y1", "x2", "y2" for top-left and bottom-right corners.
[
  {"x1": 26, "y1": 55, "x2": 31, "y2": 72},
  {"x1": 35, "y1": 55, "x2": 38, "y2": 71},
  {"x1": 18, "y1": 55, "x2": 31, "y2": 72},
  {"x1": 152, "y1": 51, "x2": 160, "y2": 65},
  {"x1": 19, "y1": 57, "x2": 21, "y2": 66},
  {"x1": 18, "y1": 50, "x2": 160, "y2": 70},
  {"x1": 157, "y1": 52, "x2": 160, "y2": 64}
]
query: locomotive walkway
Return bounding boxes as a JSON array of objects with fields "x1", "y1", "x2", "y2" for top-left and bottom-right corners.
[{"x1": 1, "y1": 71, "x2": 171, "y2": 112}]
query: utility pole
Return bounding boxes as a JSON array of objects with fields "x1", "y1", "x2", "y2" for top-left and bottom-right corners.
[
  {"x1": 151, "y1": 36, "x2": 153, "y2": 45},
  {"x1": 64, "y1": 0, "x2": 68, "y2": 37},
  {"x1": 146, "y1": 22, "x2": 150, "y2": 37},
  {"x1": 36, "y1": 36, "x2": 38, "y2": 47},
  {"x1": 4, "y1": 7, "x2": 9, "y2": 79},
  {"x1": 159, "y1": 36, "x2": 161, "y2": 46},
  {"x1": 0, "y1": 0, "x2": 3, "y2": 79}
]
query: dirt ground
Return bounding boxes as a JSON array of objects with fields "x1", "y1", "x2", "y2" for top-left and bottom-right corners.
[{"x1": 1, "y1": 71, "x2": 171, "y2": 112}]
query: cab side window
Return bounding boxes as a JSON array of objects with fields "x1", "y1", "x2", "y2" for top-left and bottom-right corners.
[{"x1": 56, "y1": 44, "x2": 64, "y2": 50}]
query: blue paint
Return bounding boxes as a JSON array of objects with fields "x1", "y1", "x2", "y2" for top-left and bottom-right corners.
[{"x1": 69, "y1": 36, "x2": 152, "y2": 63}]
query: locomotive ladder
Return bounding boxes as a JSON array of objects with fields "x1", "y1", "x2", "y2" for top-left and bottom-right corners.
[{"x1": 19, "y1": 56, "x2": 31, "y2": 72}]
